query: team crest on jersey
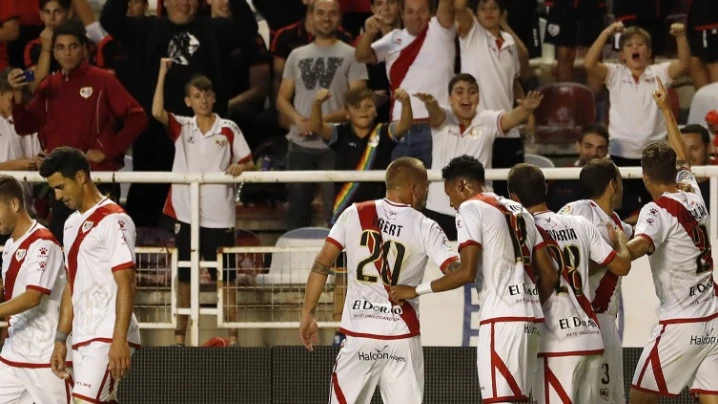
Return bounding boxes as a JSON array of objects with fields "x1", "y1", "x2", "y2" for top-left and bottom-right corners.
[
  {"x1": 82, "y1": 220, "x2": 94, "y2": 233},
  {"x1": 547, "y1": 24, "x2": 560, "y2": 37},
  {"x1": 600, "y1": 388, "x2": 609, "y2": 400},
  {"x1": 215, "y1": 139, "x2": 228, "y2": 148},
  {"x1": 80, "y1": 87, "x2": 93, "y2": 99},
  {"x1": 15, "y1": 249, "x2": 26, "y2": 261},
  {"x1": 465, "y1": 127, "x2": 481, "y2": 139}
]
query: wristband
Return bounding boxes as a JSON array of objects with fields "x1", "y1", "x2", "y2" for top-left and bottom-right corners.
[
  {"x1": 415, "y1": 282, "x2": 433, "y2": 296},
  {"x1": 54, "y1": 331, "x2": 68, "y2": 343}
]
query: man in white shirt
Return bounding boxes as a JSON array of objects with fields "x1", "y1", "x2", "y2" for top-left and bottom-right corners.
[
  {"x1": 39, "y1": 147, "x2": 140, "y2": 403},
  {"x1": 415, "y1": 73, "x2": 542, "y2": 240},
  {"x1": 508, "y1": 162, "x2": 632, "y2": 403},
  {"x1": 626, "y1": 78, "x2": 718, "y2": 404},
  {"x1": 559, "y1": 158, "x2": 634, "y2": 404},
  {"x1": 0, "y1": 175, "x2": 70, "y2": 404},
  {"x1": 355, "y1": 0, "x2": 455, "y2": 168},
  {"x1": 299, "y1": 157, "x2": 459, "y2": 404},
  {"x1": 455, "y1": 0, "x2": 531, "y2": 197}
]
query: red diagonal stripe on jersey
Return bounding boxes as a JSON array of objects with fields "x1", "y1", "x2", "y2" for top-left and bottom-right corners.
[
  {"x1": 356, "y1": 201, "x2": 420, "y2": 335},
  {"x1": 66, "y1": 204, "x2": 125, "y2": 293},
  {"x1": 388, "y1": 26, "x2": 428, "y2": 94},
  {"x1": 655, "y1": 196, "x2": 714, "y2": 272},
  {"x1": 4, "y1": 226, "x2": 57, "y2": 302},
  {"x1": 472, "y1": 194, "x2": 535, "y2": 283},
  {"x1": 592, "y1": 272, "x2": 619, "y2": 314}
]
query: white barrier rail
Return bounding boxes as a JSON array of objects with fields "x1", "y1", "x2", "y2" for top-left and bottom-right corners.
[{"x1": 2, "y1": 167, "x2": 717, "y2": 346}]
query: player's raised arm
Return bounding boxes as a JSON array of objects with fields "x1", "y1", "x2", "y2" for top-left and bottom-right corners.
[
  {"x1": 584, "y1": 22, "x2": 623, "y2": 82},
  {"x1": 51, "y1": 282, "x2": 73, "y2": 380},
  {"x1": 653, "y1": 76, "x2": 690, "y2": 168},
  {"x1": 300, "y1": 241, "x2": 342, "y2": 352}
]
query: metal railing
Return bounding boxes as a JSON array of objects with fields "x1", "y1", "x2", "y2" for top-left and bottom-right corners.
[{"x1": 2, "y1": 166, "x2": 717, "y2": 346}]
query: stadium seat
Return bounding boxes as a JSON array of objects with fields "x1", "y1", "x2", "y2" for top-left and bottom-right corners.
[
  {"x1": 533, "y1": 83, "x2": 596, "y2": 145},
  {"x1": 256, "y1": 227, "x2": 330, "y2": 285},
  {"x1": 525, "y1": 153, "x2": 555, "y2": 168},
  {"x1": 233, "y1": 229, "x2": 266, "y2": 282}
]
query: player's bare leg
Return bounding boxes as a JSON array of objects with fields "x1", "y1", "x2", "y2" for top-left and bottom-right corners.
[
  {"x1": 175, "y1": 280, "x2": 190, "y2": 346},
  {"x1": 554, "y1": 46, "x2": 576, "y2": 82},
  {"x1": 629, "y1": 388, "x2": 659, "y2": 404},
  {"x1": 690, "y1": 57, "x2": 710, "y2": 89},
  {"x1": 698, "y1": 394, "x2": 718, "y2": 404},
  {"x1": 224, "y1": 284, "x2": 239, "y2": 345}
]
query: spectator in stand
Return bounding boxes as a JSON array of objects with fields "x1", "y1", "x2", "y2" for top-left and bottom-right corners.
[
  {"x1": 7, "y1": 20, "x2": 148, "y2": 243},
  {"x1": 417, "y1": 74, "x2": 543, "y2": 240},
  {"x1": 100, "y1": 0, "x2": 258, "y2": 229},
  {"x1": 680, "y1": 124, "x2": 716, "y2": 206},
  {"x1": 24, "y1": 0, "x2": 70, "y2": 74},
  {"x1": 355, "y1": 0, "x2": 456, "y2": 168},
  {"x1": 209, "y1": 0, "x2": 271, "y2": 151},
  {"x1": 96, "y1": 0, "x2": 149, "y2": 88},
  {"x1": 7, "y1": 0, "x2": 42, "y2": 69},
  {"x1": 546, "y1": 124, "x2": 609, "y2": 212},
  {"x1": 613, "y1": 0, "x2": 670, "y2": 57},
  {"x1": 310, "y1": 87, "x2": 412, "y2": 222},
  {"x1": 584, "y1": 22, "x2": 690, "y2": 224},
  {"x1": 687, "y1": 0, "x2": 718, "y2": 89},
  {"x1": 354, "y1": 0, "x2": 401, "y2": 123},
  {"x1": 338, "y1": 0, "x2": 372, "y2": 37},
  {"x1": 276, "y1": 0, "x2": 367, "y2": 230},
  {"x1": 0, "y1": 0, "x2": 19, "y2": 71},
  {"x1": 254, "y1": 0, "x2": 307, "y2": 34},
  {"x1": 153, "y1": 58, "x2": 255, "y2": 347},
  {"x1": 455, "y1": 0, "x2": 530, "y2": 198},
  {"x1": 0, "y1": 69, "x2": 42, "y2": 175}
]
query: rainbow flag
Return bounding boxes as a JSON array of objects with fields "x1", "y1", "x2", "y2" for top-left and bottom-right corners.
[{"x1": 331, "y1": 124, "x2": 385, "y2": 224}]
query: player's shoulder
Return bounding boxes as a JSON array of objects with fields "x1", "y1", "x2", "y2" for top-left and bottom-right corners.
[
  {"x1": 559, "y1": 199, "x2": 592, "y2": 214},
  {"x1": 218, "y1": 118, "x2": 243, "y2": 136}
]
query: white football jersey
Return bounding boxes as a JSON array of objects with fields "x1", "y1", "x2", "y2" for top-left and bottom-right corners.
[
  {"x1": 533, "y1": 211, "x2": 617, "y2": 355},
  {"x1": 456, "y1": 193, "x2": 544, "y2": 323},
  {"x1": 559, "y1": 200, "x2": 633, "y2": 317},
  {"x1": 634, "y1": 170, "x2": 718, "y2": 322},
  {"x1": 63, "y1": 198, "x2": 141, "y2": 349},
  {"x1": 328, "y1": 199, "x2": 458, "y2": 339},
  {"x1": 0, "y1": 222, "x2": 65, "y2": 366}
]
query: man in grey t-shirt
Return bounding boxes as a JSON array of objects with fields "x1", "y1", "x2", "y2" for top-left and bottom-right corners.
[{"x1": 277, "y1": 0, "x2": 367, "y2": 230}]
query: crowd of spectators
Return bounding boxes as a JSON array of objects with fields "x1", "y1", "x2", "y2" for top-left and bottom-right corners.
[{"x1": 0, "y1": 0, "x2": 717, "y2": 342}]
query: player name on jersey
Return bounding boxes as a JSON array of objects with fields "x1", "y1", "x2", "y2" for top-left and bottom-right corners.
[{"x1": 543, "y1": 228, "x2": 578, "y2": 242}]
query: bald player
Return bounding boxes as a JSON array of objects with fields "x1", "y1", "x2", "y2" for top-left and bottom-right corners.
[{"x1": 299, "y1": 157, "x2": 459, "y2": 404}]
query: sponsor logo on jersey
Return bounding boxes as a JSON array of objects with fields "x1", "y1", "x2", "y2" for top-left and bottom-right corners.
[
  {"x1": 351, "y1": 299, "x2": 403, "y2": 315},
  {"x1": 357, "y1": 349, "x2": 406, "y2": 363},
  {"x1": 690, "y1": 331, "x2": 718, "y2": 346}
]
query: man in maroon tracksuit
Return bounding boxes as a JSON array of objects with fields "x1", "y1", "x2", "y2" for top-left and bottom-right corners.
[{"x1": 8, "y1": 20, "x2": 147, "y2": 244}]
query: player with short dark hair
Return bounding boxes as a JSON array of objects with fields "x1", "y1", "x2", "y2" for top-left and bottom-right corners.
[
  {"x1": 392, "y1": 154, "x2": 558, "y2": 402},
  {"x1": 40, "y1": 147, "x2": 141, "y2": 403},
  {"x1": 558, "y1": 157, "x2": 633, "y2": 403},
  {"x1": 300, "y1": 157, "x2": 458, "y2": 404},
  {"x1": 0, "y1": 174, "x2": 70, "y2": 404},
  {"x1": 627, "y1": 78, "x2": 718, "y2": 403},
  {"x1": 508, "y1": 162, "x2": 632, "y2": 402}
]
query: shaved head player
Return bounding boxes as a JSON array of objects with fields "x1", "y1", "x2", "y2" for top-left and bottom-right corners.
[{"x1": 299, "y1": 157, "x2": 459, "y2": 404}]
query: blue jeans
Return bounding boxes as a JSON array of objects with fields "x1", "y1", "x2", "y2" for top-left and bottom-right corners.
[{"x1": 391, "y1": 123, "x2": 432, "y2": 168}]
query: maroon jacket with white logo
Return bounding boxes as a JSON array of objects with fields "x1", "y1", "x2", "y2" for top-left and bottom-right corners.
[{"x1": 12, "y1": 62, "x2": 147, "y2": 171}]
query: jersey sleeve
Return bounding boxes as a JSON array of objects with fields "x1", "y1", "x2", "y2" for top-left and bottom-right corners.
[
  {"x1": 428, "y1": 15, "x2": 456, "y2": 41},
  {"x1": 227, "y1": 121, "x2": 252, "y2": 164},
  {"x1": 327, "y1": 205, "x2": 354, "y2": 250},
  {"x1": 282, "y1": 49, "x2": 298, "y2": 80},
  {"x1": 634, "y1": 202, "x2": 669, "y2": 254},
  {"x1": 23, "y1": 239, "x2": 63, "y2": 295},
  {"x1": 604, "y1": 63, "x2": 619, "y2": 88},
  {"x1": 371, "y1": 31, "x2": 394, "y2": 62},
  {"x1": 583, "y1": 217, "x2": 618, "y2": 266},
  {"x1": 622, "y1": 221, "x2": 634, "y2": 239},
  {"x1": 456, "y1": 202, "x2": 483, "y2": 251},
  {"x1": 348, "y1": 56, "x2": 369, "y2": 81},
  {"x1": 654, "y1": 61, "x2": 673, "y2": 87},
  {"x1": 478, "y1": 110, "x2": 504, "y2": 139},
  {"x1": 167, "y1": 113, "x2": 191, "y2": 142},
  {"x1": 676, "y1": 169, "x2": 702, "y2": 199},
  {"x1": 103, "y1": 214, "x2": 136, "y2": 273},
  {"x1": 422, "y1": 219, "x2": 459, "y2": 272}
]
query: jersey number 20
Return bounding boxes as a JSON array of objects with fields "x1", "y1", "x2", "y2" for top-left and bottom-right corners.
[{"x1": 357, "y1": 230, "x2": 406, "y2": 286}]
